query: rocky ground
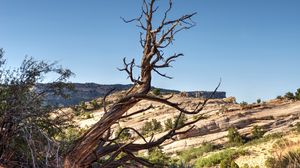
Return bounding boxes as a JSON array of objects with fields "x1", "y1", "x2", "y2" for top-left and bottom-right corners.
[{"x1": 66, "y1": 92, "x2": 300, "y2": 167}]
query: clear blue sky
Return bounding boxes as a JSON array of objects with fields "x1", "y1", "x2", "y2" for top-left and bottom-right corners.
[{"x1": 1, "y1": 0, "x2": 300, "y2": 103}]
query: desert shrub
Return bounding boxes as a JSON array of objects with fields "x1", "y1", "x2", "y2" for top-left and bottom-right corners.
[
  {"x1": 147, "y1": 147, "x2": 169, "y2": 166},
  {"x1": 295, "y1": 88, "x2": 300, "y2": 100},
  {"x1": 179, "y1": 142, "x2": 215, "y2": 163},
  {"x1": 115, "y1": 127, "x2": 132, "y2": 141},
  {"x1": 164, "y1": 114, "x2": 188, "y2": 131},
  {"x1": 276, "y1": 95, "x2": 283, "y2": 100},
  {"x1": 219, "y1": 158, "x2": 240, "y2": 168},
  {"x1": 265, "y1": 151, "x2": 300, "y2": 168},
  {"x1": 141, "y1": 119, "x2": 163, "y2": 135},
  {"x1": 256, "y1": 99, "x2": 261, "y2": 104},
  {"x1": 194, "y1": 149, "x2": 246, "y2": 167},
  {"x1": 245, "y1": 132, "x2": 283, "y2": 147},
  {"x1": 79, "y1": 101, "x2": 88, "y2": 111},
  {"x1": 0, "y1": 50, "x2": 74, "y2": 167},
  {"x1": 90, "y1": 99, "x2": 101, "y2": 109},
  {"x1": 285, "y1": 92, "x2": 295, "y2": 100},
  {"x1": 177, "y1": 114, "x2": 188, "y2": 128},
  {"x1": 227, "y1": 127, "x2": 245, "y2": 145},
  {"x1": 164, "y1": 118, "x2": 174, "y2": 130},
  {"x1": 240, "y1": 101, "x2": 248, "y2": 109},
  {"x1": 152, "y1": 88, "x2": 161, "y2": 96},
  {"x1": 220, "y1": 158, "x2": 230, "y2": 168},
  {"x1": 251, "y1": 125, "x2": 265, "y2": 139}
]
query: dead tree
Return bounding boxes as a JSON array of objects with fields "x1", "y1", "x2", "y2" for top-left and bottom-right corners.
[{"x1": 64, "y1": 0, "x2": 218, "y2": 167}]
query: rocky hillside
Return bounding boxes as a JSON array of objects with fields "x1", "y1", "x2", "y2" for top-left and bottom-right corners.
[
  {"x1": 66, "y1": 92, "x2": 300, "y2": 167},
  {"x1": 37, "y1": 83, "x2": 226, "y2": 106}
]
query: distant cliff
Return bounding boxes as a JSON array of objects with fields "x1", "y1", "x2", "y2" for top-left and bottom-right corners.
[{"x1": 37, "y1": 83, "x2": 226, "y2": 107}]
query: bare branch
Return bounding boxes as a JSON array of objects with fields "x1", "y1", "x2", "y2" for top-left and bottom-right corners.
[{"x1": 121, "y1": 105, "x2": 153, "y2": 119}]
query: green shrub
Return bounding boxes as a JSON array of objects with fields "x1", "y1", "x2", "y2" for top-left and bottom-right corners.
[
  {"x1": 177, "y1": 114, "x2": 188, "y2": 128},
  {"x1": 227, "y1": 127, "x2": 245, "y2": 145},
  {"x1": 90, "y1": 99, "x2": 101, "y2": 109},
  {"x1": 141, "y1": 119, "x2": 163, "y2": 135},
  {"x1": 256, "y1": 99, "x2": 261, "y2": 104},
  {"x1": 240, "y1": 101, "x2": 248, "y2": 110},
  {"x1": 115, "y1": 127, "x2": 131, "y2": 141},
  {"x1": 147, "y1": 147, "x2": 169, "y2": 166},
  {"x1": 295, "y1": 88, "x2": 300, "y2": 100},
  {"x1": 152, "y1": 88, "x2": 161, "y2": 96},
  {"x1": 219, "y1": 158, "x2": 239, "y2": 168},
  {"x1": 195, "y1": 149, "x2": 246, "y2": 168},
  {"x1": 285, "y1": 92, "x2": 295, "y2": 100},
  {"x1": 220, "y1": 158, "x2": 231, "y2": 168},
  {"x1": 265, "y1": 151, "x2": 300, "y2": 168},
  {"x1": 251, "y1": 125, "x2": 265, "y2": 139},
  {"x1": 164, "y1": 118, "x2": 173, "y2": 130},
  {"x1": 276, "y1": 95, "x2": 283, "y2": 100},
  {"x1": 179, "y1": 142, "x2": 215, "y2": 163}
]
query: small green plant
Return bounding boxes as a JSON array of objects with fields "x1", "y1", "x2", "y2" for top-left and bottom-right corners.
[
  {"x1": 147, "y1": 147, "x2": 169, "y2": 166},
  {"x1": 195, "y1": 149, "x2": 246, "y2": 167},
  {"x1": 79, "y1": 101, "x2": 88, "y2": 111},
  {"x1": 265, "y1": 151, "x2": 300, "y2": 168},
  {"x1": 240, "y1": 101, "x2": 248, "y2": 110},
  {"x1": 251, "y1": 125, "x2": 265, "y2": 139},
  {"x1": 295, "y1": 88, "x2": 300, "y2": 100},
  {"x1": 227, "y1": 127, "x2": 244, "y2": 145},
  {"x1": 164, "y1": 118, "x2": 173, "y2": 130},
  {"x1": 141, "y1": 119, "x2": 163, "y2": 135},
  {"x1": 177, "y1": 114, "x2": 188, "y2": 128},
  {"x1": 285, "y1": 92, "x2": 295, "y2": 100},
  {"x1": 152, "y1": 88, "x2": 161, "y2": 96},
  {"x1": 90, "y1": 99, "x2": 101, "y2": 109},
  {"x1": 256, "y1": 99, "x2": 261, "y2": 104},
  {"x1": 179, "y1": 142, "x2": 215, "y2": 163},
  {"x1": 115, "y1": 127, "x2": 132, "y2": 141},
  {"x1": 276, "y1": 95, "x2": 283, "y2": 100}
]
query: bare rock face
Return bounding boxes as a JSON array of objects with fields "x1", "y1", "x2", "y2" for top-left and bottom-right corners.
[{"x1": 216, "y1": 117, "x2": 230, "y2": 129}]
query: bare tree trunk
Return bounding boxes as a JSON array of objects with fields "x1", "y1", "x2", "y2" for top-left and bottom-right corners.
[{"x1": 63, "y1": 0, "x2": 203, "y2": 167}]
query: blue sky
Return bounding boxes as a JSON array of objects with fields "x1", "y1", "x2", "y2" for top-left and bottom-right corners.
[{"x1": 1, "y1": 0, "x2": 300, "y2": 103}]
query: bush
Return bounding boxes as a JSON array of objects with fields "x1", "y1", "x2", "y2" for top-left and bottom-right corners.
[
  {"x1": 141, "y1": 119, "x2": 163, "y2": 135},
  {"x1": 0, "y1": 50, "x2": 74, "y2": 167},
  {"x1": 147, "y1": 147, "x2": 169, "y2": 166},
  {"x1": 115, "y1": 127, "x2": 132, "y2": 141},
  {"x1": 227, "y1": 127, "x2": 245, "y2": 145},
  {"x1": 276, "y1": 95, "x2": 283, "y2": 100},
  {"x1": 251, "y1": 125, "x2": 265, "y2": 139},
  {"x1": 194, "y1": 149, "x2": 246, "y2": 167},
  {"x1": 295, "y1": 88, "x2": 300, "y2": 100},
  {"x1": 179, "y1": 142, "x2": 215, "y2": 163},
  {"x1": 265, "y1": 151, "x2": 300, "y2": 168},
  {"x1": 152, "y1": 88, "x2": 161, "y2": 96},
  {"x1": 285, "y1": 92, "x2": 295, "y2": 100},
  {"x1": 164, "y1": 114, "x2": 188, "y2": 131},
  {"x1": 90, "y1": 99, "x2": 101, "y2": 109},
  {"x1": 177, "y1": 114, "x2": 188, "y2": 128},
  {"x1": 256, "y1": 99, "x2": 261, "y2": 104},
  {"x1": 164, "y1": 118, "x2": 173, "y2": 130},
  {"x1": 240, "y1": 101, "x2": 248, "y2": 110}
]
